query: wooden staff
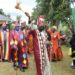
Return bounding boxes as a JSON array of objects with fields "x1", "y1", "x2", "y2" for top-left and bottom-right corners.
[
  {"x1": 16, "y1": 67, "x2": 18, "y2": 75},
  {"x1": 15, "y1": 2, "x2": 31, "y2": 24},
  {"x1": 15, "y1": 2, "x2": 30, "y2": 17},
  {"x1": 15, "y1": 61, "x2": 18, "y2": 75},
  {"x1": 0, "y1": 46, "x2": 1, "y2": 61},
  {"x1": 50, "y1": 42, "x2": 52, "y2": 75}
]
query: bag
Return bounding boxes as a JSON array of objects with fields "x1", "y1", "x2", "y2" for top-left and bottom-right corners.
[{"x1": 68, "y1": 48, "x2": 72, "y2": 56}]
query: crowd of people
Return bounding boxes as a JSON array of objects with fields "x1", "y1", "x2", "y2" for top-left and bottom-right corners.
[
  {"x1": 0, "y1": 21, "x2": 66, "y2": 74},
  {"x1": 0, "y1": 2, "x2": 74, "y2": 75}
]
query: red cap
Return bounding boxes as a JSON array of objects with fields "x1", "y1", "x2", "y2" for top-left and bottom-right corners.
[{"x1": 37, "y1": 15, "x2": 44, "y2": 27}]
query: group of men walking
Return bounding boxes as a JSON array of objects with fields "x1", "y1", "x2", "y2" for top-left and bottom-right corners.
[
  {"x1": 0, "y1": 22, "x2": 64, "y2": 75},
  {"x1": 0, "y1": 2, "x2": 65, "y2": 75},
  {"x1": 0, "y1": 25, "x2": 29, "y2": 71}
]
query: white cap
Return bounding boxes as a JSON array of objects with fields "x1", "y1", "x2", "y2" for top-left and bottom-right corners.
[{"x1": 52, "y1": 26, "x2": 57, "y2": 30}]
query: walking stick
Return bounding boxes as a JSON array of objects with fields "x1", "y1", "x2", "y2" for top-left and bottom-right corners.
[
  {"x1": 15, "y1": 62, "x2": 19, "y2": 75},
  {"x1": 0, "y1": 46, "x2": 2, "y2": 62},
  {"x1": 16, "y1": 67, "x2": 18, "y2": 75},
  {"x1": 50, "y1": 42, "x2": 53, "y2": 75}
]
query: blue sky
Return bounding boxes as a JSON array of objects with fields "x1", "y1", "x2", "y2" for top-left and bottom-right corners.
[{"x1": 0, "y1": 0, "x2": 36, "y2": 22}]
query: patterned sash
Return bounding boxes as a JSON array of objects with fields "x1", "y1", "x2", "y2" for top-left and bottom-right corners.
[
  {"x1": 37, "y1": 31, "x2": 51, "y2": 75},
  {"x1": 0, "y1": 31, "x2": 2, "y2": 59},
  {"x1": 1, "y1": 31, "x2": 5, "y2": 60},
  {"x1": 4, "y1": 31, "x2": 10, "y2": 60}
]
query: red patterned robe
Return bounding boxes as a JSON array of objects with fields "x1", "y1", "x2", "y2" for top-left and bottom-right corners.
[
  {"x1": 0, "y1": 29, "x2": 10, "y2": 61},
  {"x1": 18, "y1": 31, "x2": 28, "y2": 69},
  {"x1": 10, "y1": 30, "x2": 19, "y2": 63},
  {"x1": 0, "y1": 29, "x2": 2, "y2": 60},
  {"x1": 29, "y1": 29, "x2": 51, "y2": 75},
  {"x1": 4, "y1": 30, "x2": 10, "y2": 61},
  {"x1": 50, "y1": 31, "x2": 63, "y2": 61},
  {"x1": 10, "y1": 29, "x2": 28, "y2": 68}
]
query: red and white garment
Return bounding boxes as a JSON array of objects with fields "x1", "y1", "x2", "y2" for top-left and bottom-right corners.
[{"x1": 30, "y1": 30, "x2": 51, "y2": 75}]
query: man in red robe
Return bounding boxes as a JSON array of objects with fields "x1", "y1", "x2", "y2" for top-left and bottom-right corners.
[
  {"x1": 15, "y1": 3, "x2": 51, "y2": 74},
  {"x1": 0, "y1": 26, "x2": 10, "y2": 61},
  {"x1": 0, "y1": 28, "x2": 2, "y2": 61},
  {"x1": 10, "y1": 25, "x2": 28, "y2": 71}
]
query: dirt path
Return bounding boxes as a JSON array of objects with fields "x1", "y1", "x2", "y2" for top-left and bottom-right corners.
[
  {"x1": 0, "y1": 46, "x2": 75, "y2": 75},
  {"x1": 0, "y1": 55, "x2": 36, "y2": 75}
]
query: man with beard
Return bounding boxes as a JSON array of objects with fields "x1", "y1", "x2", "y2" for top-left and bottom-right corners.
[{"x1": 15, "y1": 2, "x2": 51, "y2": 75}]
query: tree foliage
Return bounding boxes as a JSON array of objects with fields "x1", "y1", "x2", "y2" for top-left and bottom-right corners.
[
  {"x1": 32, "y1": 0, "x2": 71, "y2": 25},
  {"x1": 0, "y1": 9, "x2": 5, "y2": 15}
]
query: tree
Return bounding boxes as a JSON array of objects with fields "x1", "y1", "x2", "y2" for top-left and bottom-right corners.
[
  {"x1": 32, "y1": 0, "x2": 71, "y2": 26},
  {"x1": 0, "y1": 9, "x2": 5, "y2": 15},
  {"x1": 0, "y1": 9, "x2": 6, "y2": 15}
]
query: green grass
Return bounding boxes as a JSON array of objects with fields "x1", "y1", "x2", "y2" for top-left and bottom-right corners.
[
  {"x1": 52, "y1": 45, "x2": 75, "y2": 75},
  {"x1": 0, "y1": 45, "x2": 75, "y2": 75}
]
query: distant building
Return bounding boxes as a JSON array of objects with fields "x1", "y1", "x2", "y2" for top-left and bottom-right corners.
[{"x1": 0, "y1": 14, "x2": 10, "y2": 25}]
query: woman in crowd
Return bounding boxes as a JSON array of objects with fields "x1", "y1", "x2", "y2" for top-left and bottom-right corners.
[{"x1": 49, "y1": 26, "x2": 63, "y2": 61}]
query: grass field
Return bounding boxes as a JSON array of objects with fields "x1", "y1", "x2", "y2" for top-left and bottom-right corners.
[
  {"x1": 0, "y1": 45, "x2": 75, "y2": 75},
  {"x1": 52, "y1": 46, "x2": 75, "y2": 75}
]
